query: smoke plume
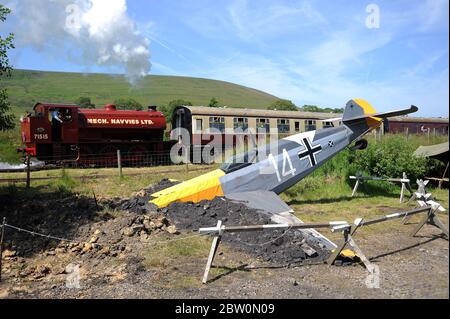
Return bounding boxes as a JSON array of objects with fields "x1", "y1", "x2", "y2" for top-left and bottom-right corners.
[{"x1": 11, "y1": 0, "x2": 151, "y2": 84}]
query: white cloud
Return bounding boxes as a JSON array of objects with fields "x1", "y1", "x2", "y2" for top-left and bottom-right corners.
[
  {"x1": 184, "y1": 0, "x2": 328, "y2": 42},
  {"x1": 9, "y1": 0, "x2": 151, "y2": 84},
  {"x1": 192, "y1": 1, "x2": 448, "y2": 116}
]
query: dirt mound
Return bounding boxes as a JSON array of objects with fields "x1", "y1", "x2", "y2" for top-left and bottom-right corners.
[
  {"x1": 102, "y1": 178, "x2": 179, "y2": 214},
  {"x1": 164, "y1": 197, "x2": 331, "y2": 265},
  {"x1": 109, "y1": 178, "x2": 331, "y2": 264}
]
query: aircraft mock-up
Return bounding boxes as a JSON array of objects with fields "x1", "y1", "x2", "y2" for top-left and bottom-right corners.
[{"x1": 150, "y1": 99, "x2": 418, "y2": 249}]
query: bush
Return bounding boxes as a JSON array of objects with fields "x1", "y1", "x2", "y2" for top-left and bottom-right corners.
[
  {"x1": 267, "y1": 99, "x2": 298, "y2": 111},
  {"x1": 114, "y1": 98, "x2": 143, "y2": 111},
  {"x1": 208, "y1": 97, "x2": 220, "y2": 108},
  {"x1": 160, "y1": 99, "x2": 192, "y2": 121},
  {"x1": 348, "y1": 135, "x2": 428, "y2": 183},
  {"x1": 75, "y1": 97, "x2": 95, "y2": 109},
  {"x1": 314, "y1": 148, "x2": 351, "y2": 178}
]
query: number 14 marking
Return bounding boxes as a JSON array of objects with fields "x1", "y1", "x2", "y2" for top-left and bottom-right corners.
[{"x1": 268, "y1": 149, "x2": 296, "y2": 182}]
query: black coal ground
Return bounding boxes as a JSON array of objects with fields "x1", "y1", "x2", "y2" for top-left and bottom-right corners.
[
  {"x1": 164, "y1": 198, "x2": 331, "y2": 265},
  {"x1": 116, "y1": 179, "x2": 332, "y2": 265}
]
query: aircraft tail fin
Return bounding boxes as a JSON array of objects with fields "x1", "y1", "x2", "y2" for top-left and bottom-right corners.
[{"x1": 342, "y1": 99, "x2": 418, "y2": 130}]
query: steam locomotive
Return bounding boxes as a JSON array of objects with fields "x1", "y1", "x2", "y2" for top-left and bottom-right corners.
[{"x1": 19, "y1": 103, "x2": 175, "y2": 165}]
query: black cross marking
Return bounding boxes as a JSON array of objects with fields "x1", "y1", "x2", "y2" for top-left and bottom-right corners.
[{"x1": 298, "y1": 137, "x2": 322, "y2": 166}]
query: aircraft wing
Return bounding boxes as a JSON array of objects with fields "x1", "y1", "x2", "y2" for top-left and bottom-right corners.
[
  {"x1": 319, "y1": 117, "x2": 342, "y2": 122},
  {"x1": 225, "y1": 190, "x2": 337, "y2": 250}
]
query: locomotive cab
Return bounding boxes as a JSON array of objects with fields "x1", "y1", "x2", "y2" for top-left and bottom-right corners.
[{"x1": 19, "y1": 103, "x2": 80, "y2": 161}]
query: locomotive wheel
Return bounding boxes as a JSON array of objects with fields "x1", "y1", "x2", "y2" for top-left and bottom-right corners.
[
  {"x1": 78, "y1": 145, "x2": 96, "y2": 167},
  {"x1": 125, "y1": 145, "x2": 148, "y2": 166},
  {"x1": 98, "y1": 145, "x2": 119, "y2": 167}
]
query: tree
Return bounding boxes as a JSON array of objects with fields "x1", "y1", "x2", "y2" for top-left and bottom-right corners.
[
  {"x1": 0, "y1": 5, "x2": 15, "y2": 131},
  {"x1": 208, "y1": 97, "x2": 220, "y2": 108},
  {"x1": 300, "y1": 105, "x2": 344, "y2": 113},
  {"x1": 160, "y1": 99, "x2": 192, "y2": 120},
  {"x1": 268, "y1": 99, "x2": 298, "y2": 111},
  {"x1": 75, "y1": 97, "x2": 96, "y2": 109},
  {"x1": 301, "y1": 105, "x2": 321, "y2": 112},
  {"x1": 114, "y1": 98, "x2": 143, "y2": 110}
]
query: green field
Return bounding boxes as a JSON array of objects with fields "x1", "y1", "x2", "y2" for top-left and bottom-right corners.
[
  {"x1": 0, "y1": 69, "x2": 279, "y2": 163},
  {"x1": 0, "y1": 69, "x2": 279, "y2": 113}
]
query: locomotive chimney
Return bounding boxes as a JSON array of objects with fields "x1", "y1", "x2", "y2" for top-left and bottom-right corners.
[
  {"x1": 105, "y1": 104, "x2": 117, "y2": 111},
  {"x1": 148, "y1": 105, "x2": 157, "y2": 112}
]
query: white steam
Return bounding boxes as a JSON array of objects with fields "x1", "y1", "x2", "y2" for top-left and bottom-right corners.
[{"x1": 12, "y1": 0, "x2": 151, "y2": 84}]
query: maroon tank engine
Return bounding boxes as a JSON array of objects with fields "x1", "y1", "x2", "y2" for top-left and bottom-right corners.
[{"x1": 19, "y1": 103, "x2": 175, "y2": 164}]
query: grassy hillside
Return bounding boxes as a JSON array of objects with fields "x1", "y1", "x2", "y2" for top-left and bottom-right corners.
[{"x1": 0, "y1": 69, "x2": 279, "y2": 113}]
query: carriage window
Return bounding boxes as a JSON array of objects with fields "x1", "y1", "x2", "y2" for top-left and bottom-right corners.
[
  {"x1": 233, "y1": 117, "x2": 248, "y2": 131},
  {"x1": 209, "y1": 116, "x2": 225, "y2": 132},
  {"x1": 256, "y1": 118, "x2": 270, "y2": 132},
  {"x1": 305, "y1": 120, "x2": 316, "y2": 131},
  {"x1": 294, "y1": 121, "x2": 300, "y2": 132},
  {"x1": 277, "y1": 119, "x2": 290, "y2": 133},
  {"x1": 195, "y1": 119, "x2": 203, "y2": 132},
  {"x1": 323, "y1": 121, "x2": 334, "y2": 128}
]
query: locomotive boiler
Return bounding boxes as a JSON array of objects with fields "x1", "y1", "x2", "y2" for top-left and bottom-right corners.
[{"x1": 19, "y1": 102, "x2": 175, "y2": 164}]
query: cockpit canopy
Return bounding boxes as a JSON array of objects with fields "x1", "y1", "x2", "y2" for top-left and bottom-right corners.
[{"x1": 220, "y1": 148, "x2": 258, "y2": 173}]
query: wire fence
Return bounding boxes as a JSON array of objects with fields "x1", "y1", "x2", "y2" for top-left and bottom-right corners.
[
  {"x1": 0, "y1": 217, "x2": 298, "y2": 282},
  {"x1": 28, "y1": 149, "x2": 175, "y2": 169}
]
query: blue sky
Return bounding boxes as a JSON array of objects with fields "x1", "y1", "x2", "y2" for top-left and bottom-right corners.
[{"x1": 3, "y1": 0, "x2": 449, "y2": 117}]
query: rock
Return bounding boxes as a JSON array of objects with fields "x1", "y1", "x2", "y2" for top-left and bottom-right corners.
[
  {"x1": 343, "y1": 261, "x2": 353, "y2": 266},
  {"x1": 139, "y1": 233, "x2": 150, "y2": 243},
  {"x1": 135, "y1": 190, "x2": 146, "y2": 197},
  {"x1": 147, "y1": 209, "x2": 159, "y2": 217},
  {"x1": 121, "y1": 225, "x2": 143, "y2": 237},
  {"x1": 139, "y1": 230, "x2": 146, "y2": 236},
  {"x1": 71, "y1": 245, "x2": 82, "y2": 253},
  {"x1": 155, "y1": 220, "x2": 165, "y2": 229},
  {"x1": 33, "y1": 265, "x2": 51, "y2": 279},
  {"x1": 94, "y1": 229, "x2": 102, "y2": 236},
  {"x1": 12, "y1": 285, "x2": 31, "y2": 293},
  {"x1": 45, "y1": 250, "x2": 56, "y2": 256},
  {"x1": 99, "y1": 246, "x2": 110, "y2": 256},
  {"x1": 2, "y1": 249, "x2": 16, "y2": 258},
  {"x1": 19, "y1": 267, "x2": 35, "y2": 278},
  {"x1": 166, "y1": 225, "x2": 178, "y2": 234},
  {"x1": 52, "y1": 266, "x2": 66, "y2": 275},
  {"x1": 55, "y1": 247, "x2": 66, "y2": 255},
  {"x1": 82, "y1": 243, "x2": 93, "y2": 253},
  {"x1": 143, "y1": 220, "x2": 156, "y2": 231},
  {"x1": 300, "y1": 243, "x2": 317, "y2": 257},
  {"x1": 89, "y1": 235, "x2": 99, "y2": 243},
  {"x1": 0, "y1": 288, "x2": 9, "y2": 298}
]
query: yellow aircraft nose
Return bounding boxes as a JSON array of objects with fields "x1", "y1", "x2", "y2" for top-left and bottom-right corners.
[{"x1": 150, "y1": 169, "x2": 225, "y2": 208}]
